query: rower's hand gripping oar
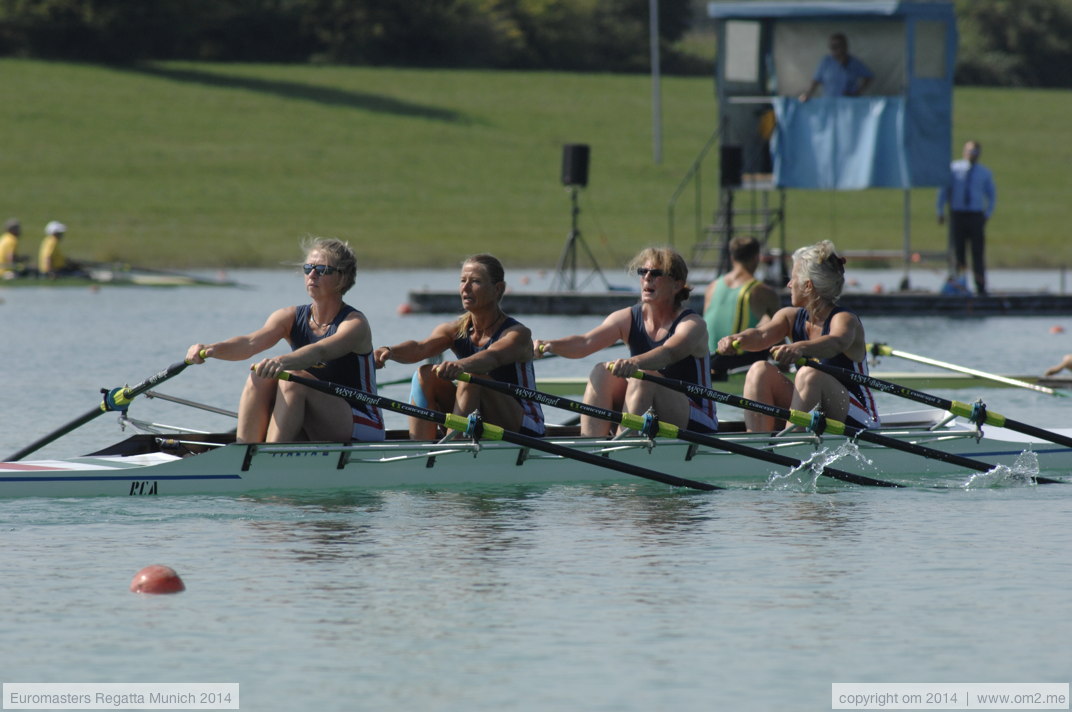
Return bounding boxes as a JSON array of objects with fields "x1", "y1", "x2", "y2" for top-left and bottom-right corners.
[
  {"x1": 4, "y1": 352, "x2": 206, "y2": 462},
  {"x1": 275, "y1": 371, "x2": 720, "y2": 492},
  {"x1": 460, "y1": 372, "x2": 900, "y2": 488},
  {"x1": 868, "y1": 342, "x2": 1067, "y2": 398},
  {"x1": 799, "y1": 358, "x2": 1072, "y2": 451},
  {"x1": 627, "y1": 369, "x2": 1063, "y2": 484}
]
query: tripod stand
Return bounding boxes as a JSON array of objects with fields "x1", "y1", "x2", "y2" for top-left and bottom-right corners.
[{"x1": 551, "y1": 186, "x2": 609, "y2": 292}]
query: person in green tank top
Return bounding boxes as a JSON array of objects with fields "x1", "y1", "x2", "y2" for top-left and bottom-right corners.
[{"x1": 702, "y1": 236, "x2": 781, "y2": 379}]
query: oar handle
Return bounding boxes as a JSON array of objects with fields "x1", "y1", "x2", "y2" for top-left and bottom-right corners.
[{"x1": 868, "y1": 342, "x2": 894, "y2": 357}]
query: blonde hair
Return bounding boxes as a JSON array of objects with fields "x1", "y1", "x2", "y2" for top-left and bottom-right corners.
[
  {"x1": 627, "y1": 246, "x2": 693, "y2": 306},
  {"x1": 301, "y1": 236, "x2": 357, "y2": 294},
  {"x1": 792, "y1": 240, "x2": 845, "y2": 305},
  {"x1": 454, "y1": 254, "x2": 506, "y2": 338}
]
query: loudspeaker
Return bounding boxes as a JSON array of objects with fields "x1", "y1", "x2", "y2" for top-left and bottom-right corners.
[
  {"x1": 561, "y1": 144, "x2": 590, "y2": 187},
  {"x1": 720, "y1": 145, "x2": 743, "y2": 187}
]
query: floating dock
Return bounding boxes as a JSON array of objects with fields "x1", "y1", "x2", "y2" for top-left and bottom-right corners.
[{"x1": 407, "y1": 289, "x2": 1072, "y2": 317}]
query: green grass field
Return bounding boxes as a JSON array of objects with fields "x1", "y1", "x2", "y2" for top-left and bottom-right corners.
[{"x1": 2, "y1": 59, "x2": 1069, "y2": 271}]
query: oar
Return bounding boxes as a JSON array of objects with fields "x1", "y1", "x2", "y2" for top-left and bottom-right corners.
[
  {"x1": 457, "y1": 372, "x2": 900, "y2": 488},
  {"x1": 81, "y1": 260, "x2": 237, "y2": 287},
  {"x1": 800, "y1": 358, "x2": 1072, "y2": 451},
  {"x1": 276, "y1": 371, "x2": 721, "y2": 491},
  {"x1": 628, "y1": 370, "x2": 1063, "y2": 485},
  {"x1": 5, "y1": 356, "x2": 200, "y2": 461},
  {"x1": 869, "y1": 343, "x2": 1066, "y2": 397}
]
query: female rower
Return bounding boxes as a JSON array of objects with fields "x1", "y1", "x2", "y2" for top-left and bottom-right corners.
[
  {"x1": 185, "y1": 237, "x2": 384, "y2": 443},
  {"x1": 533, "y1": 246, "x2": 717, "y2": 437},
  {"x1": 717, "y1": 240, "x2": 879, "y2": 433},
  {"x1": 374, "y1": 253, "x2": 544, "y2": 440}
]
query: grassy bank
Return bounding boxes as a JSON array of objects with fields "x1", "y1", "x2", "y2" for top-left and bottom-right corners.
[{"x1": 2, "y1": 59, "x2": 1069, "y2": 270}]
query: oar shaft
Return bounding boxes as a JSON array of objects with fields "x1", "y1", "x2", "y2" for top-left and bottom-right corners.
[
  {"x1": 804, "y1": 360, "x2": 1072, "y2": 450},
  {"x1": 871, "y1": 343, "x2": 1063, "y2": 397},
  {"x1": 633, "y1": 370, "x2": 1000, "y2": 475},
  {"x1": 5, "y1": 358, "x2": 195, "y2": 462},
  {"x1": 279, "y1": 372, "x2": 720, "y2": 491},
  {"x1": 119, "y1": 359, "x2": 195, "y2": 402},
  {"x1": 5, "y1": 406, "x2": 105, "y2": 462},
  {"x1": 461, "y1": 373, "x2": 899, "y2": 488}
]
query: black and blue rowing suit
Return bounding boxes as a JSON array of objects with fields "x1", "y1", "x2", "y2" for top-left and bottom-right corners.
[
  {"x1": 627, "y1": 304, "x2": 718, "y2": 433},
  {"x1": 292, "y1": 303, "x2": 385, "y2": 441},
  {"x1": 791, "y1": 306, "x2": 879, "y2": 428},
  {"x1": 452, "y1": 315, "x2": 546, "y2": 437}
]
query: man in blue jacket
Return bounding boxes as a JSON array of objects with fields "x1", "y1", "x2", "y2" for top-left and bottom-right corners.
[{"x1": 937, "y1": 140, "x2": 997, "y2": 296}]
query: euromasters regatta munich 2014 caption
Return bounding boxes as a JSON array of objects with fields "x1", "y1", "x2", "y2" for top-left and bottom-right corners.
[{"x1": 3, "y1": 683, "x2": 239, "y2": 710}]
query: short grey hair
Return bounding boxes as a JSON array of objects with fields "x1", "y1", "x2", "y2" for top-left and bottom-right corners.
[{"x1": 793, "y1": 240, "x2": 845, "y2": 304}]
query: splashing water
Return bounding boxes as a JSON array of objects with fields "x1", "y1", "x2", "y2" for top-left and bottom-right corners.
[
  {"x1": 764, "y1": 439, "x2": 876, "y2": 491},
  {"x1": 961, "y1": 449, "x2": 1041, "y2": 488}
]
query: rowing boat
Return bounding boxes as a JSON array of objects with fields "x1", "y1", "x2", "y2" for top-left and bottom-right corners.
[
  {"x1": 0, "y1": 263, "x2": 237, "y2": 288},
  {"x1": 2, "y1": 410, "x2": 1067, "y2": 497}
]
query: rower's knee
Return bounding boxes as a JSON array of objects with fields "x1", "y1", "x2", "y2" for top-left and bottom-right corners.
[
  {"x1": 743, "y1": 360, "x2": 779, "y2": 393},
  {"x1": 791, "y1": 366, "x2": 821, "y2": 391}
]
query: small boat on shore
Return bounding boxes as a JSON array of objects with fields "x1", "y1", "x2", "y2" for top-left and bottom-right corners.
[{"x1": 2, "y1": 410, "x2": 1067, "y2": 498}]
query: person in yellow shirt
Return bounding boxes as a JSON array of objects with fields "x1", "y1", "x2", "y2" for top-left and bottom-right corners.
[
  {"x1": 38, "y1": 220, "x2": 85, "y2": 278},
  {"x1": 0, "y1": 218, "x2": 26, "y2": 279}
]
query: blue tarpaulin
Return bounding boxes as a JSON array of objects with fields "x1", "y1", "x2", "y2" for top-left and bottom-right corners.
[{"x1": 772, "y1": 96, "x2": 907, "y2": 189}]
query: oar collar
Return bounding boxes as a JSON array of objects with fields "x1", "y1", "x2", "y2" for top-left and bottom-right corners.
[{"x1": 464, "y1": 411, "x2": 484, "y2": 442}]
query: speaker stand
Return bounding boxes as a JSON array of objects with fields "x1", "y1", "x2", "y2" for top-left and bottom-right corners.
[{"x1": 551, "y1": 187, "x2": 609, "y2": 292}]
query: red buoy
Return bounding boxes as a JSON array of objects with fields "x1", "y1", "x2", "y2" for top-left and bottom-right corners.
[
  {"x1": 130, "y1": 564, "x2": 186, "y2": 594},
  {"x1": 396, "y1": 302, "x2": 413, "y2": 315},
  {"x1": 1050, "y1": 325, "x2": 1065, "y2": 334}
]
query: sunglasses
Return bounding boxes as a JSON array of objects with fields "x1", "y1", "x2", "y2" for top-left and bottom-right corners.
[
  {"x1": 636, "y1": 267, "x2": 666, "y2": 279},
  {"x1": 303, "y1": 263, "x2": 338, "y2": 276}
]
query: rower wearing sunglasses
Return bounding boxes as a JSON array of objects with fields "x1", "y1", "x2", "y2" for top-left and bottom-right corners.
[
  {"x1": 533, "y1": 247, "x2": 717, "y2": 437},
  {"x1": 185, "y1": 237, "x2": 384, "y2": 443}
]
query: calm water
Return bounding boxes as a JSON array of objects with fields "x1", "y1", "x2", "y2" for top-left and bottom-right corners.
[{"x1": 2, "y1": 269, "x2": 1071, "y2": 711}]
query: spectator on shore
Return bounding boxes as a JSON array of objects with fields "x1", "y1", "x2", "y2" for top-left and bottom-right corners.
[
  {"x1": 800, "y1": 33, "x2": 873, "y2": 101},
  {"x1": 937, "y1": 140, "x2": 997, "y2": 296}
]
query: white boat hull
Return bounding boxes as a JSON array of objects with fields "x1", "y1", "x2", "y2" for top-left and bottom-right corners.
[{"x1": 2, "y1": 418, "x2": 1069, "y2": 497}]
